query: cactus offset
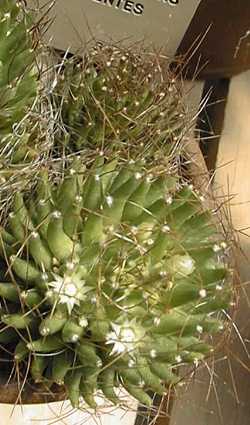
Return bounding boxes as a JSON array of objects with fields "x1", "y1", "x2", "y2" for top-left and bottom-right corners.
[
  {"x1": 0, "y1": 158, "x2": 231, "y2": 408},
  {"x1": 53, "y1": 46, "x2": 186, "y2": 161},
  {"x1": 0, "y1": 0, "x2": 39, "y2": 161},
  {"x1": 0, "y1": 1, "x2": 54, "y2": 218}
]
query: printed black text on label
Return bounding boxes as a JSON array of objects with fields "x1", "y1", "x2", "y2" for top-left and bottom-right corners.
[{"x1": 91, "y1": 0, "x2": 179, "y2": 17}]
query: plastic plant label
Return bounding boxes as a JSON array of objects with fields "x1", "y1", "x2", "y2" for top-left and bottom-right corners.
[{"x1": 33, "y1": 0, "x2": 202, "y2": 55}]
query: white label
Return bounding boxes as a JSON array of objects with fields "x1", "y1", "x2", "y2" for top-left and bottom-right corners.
[{"x1": 33, "y1": 0, "x2": 201, "y2": 55}]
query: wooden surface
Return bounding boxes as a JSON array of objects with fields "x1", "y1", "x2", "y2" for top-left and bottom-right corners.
[
  {"x1": 198, "y1": 78, "x2": 230, "y2": 173},
  {"x1": 171, "y1": 71, "x2": 250, "y2": 425},
  {"x1": 0, "y1": 381, "x2": 65, "y2": 404},
  {"x1": 178, "y1": 0, "x2": 250, "y2": 79}
]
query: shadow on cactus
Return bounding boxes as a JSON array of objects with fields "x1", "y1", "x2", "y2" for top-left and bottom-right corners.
[{"x1": 0, "y1": 154, "x2": 231, "y2": 409}]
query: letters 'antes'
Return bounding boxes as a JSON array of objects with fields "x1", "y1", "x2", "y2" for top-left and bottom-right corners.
[{"x1": 33, "y1": 0, "x2": 201, "y2": 55}]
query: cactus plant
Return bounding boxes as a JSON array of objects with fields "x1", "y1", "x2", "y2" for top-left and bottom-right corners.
[
  {"x1": 53, "y1": 46, "x2": 187, "y2": 160},
  {"x1": 0, "y1": 1, "x2": 233, "y2": 414},
  {"x1": 0, "y1": 155, "x2": 231, "y2": 408},
  {"x1": 0, "y1": 0, "x2": 39, "y2": 163},
  {"x1": 0, "y1": 0, "x2": 54, "y2": 217}
]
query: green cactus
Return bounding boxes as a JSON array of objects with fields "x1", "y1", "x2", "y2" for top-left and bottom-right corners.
[
  {"x1": 0, "y1": 2, "x2": 232, "y2": 411},
  {"x1": 0, "y1": 0, "x2": 39, "y2": 163},
  {"x1": 0, "y1": 1, "x2": 56, "y2": 223},
  {"x1": 0, "y1": 158, "x2": 231, "y2": 408},
  {"x1": 53, "y1": 46, "x2": 186, "y2": 160}
]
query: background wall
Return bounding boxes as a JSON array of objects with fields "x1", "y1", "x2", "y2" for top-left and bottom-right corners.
[{"x1": 171, "y1": 70, "x2": 250, "y2": 425}]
